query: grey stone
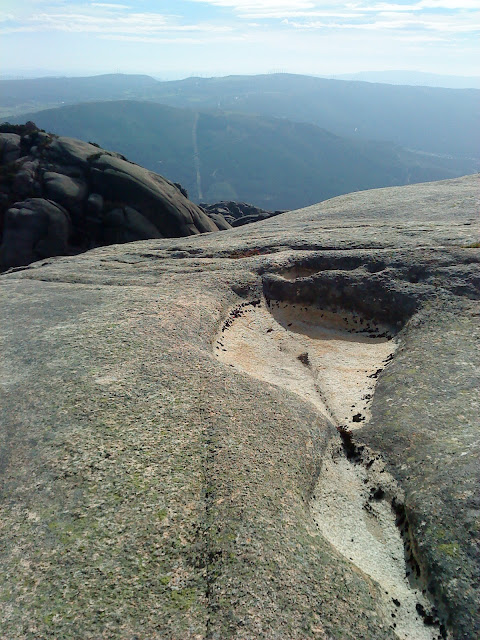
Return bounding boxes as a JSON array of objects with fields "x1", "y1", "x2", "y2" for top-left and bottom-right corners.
[
  {"x1": 231, "y1": 212, "x2": 271, "y2": 226},
  {"x1": 47, "y1": 163, "x2": 87, "y2": 179},
  {"x1": 90, "y1": 154, "x2": 219, "y2": 236},
  {"x1": 0, "y1": 198, "x2": 70, "y2": 268},
  {"x1": 362, "y1": 301, "x2": 480, "y2": 640},
  {"x1": 201, "y1": 200, "x2": 286, "y2": 227},
  {"x1": 1, "y1": 134, "x2": 224, "y2": 266},
  {"x1": 0, "y1": 175, "x2": 478, "y2": 639},
  {"x1": 47, "y1": 136, "x2": 109, "y2": 169},
  {"x1": 86, "y1": 193, "x2": 104, "y2": 218},
  {"x1": 103, "y1": 206, "x2": 163, "y2": 244},
  {"x1": 35, "y1": 131, "x2": 51, "y2": 144},
  {"x1": 43, "y1": 171, "x2": 88, "y2": 212},
  {"x1": 205, "y1": 212, "x2": 232, "y2": 230},
  {"x1": 0, "y1": 133, "x2": 21, "y2": 164},
  {"x1": 12, "y1": 159, "x2": 41, "y2": 198}
]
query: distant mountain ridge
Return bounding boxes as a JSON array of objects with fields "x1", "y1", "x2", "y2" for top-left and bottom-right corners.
[
  {"x1": 148, "y1": 74, "x2": 480, "y2": 161},
  {"x1": 330, "y1": 70, "x2": 480, "y2": 89},
  {"x1": 8, "y1": 100, "x2": 475, "y2": 211},
  {"x1": 0, "y1": 74, "x2": 158, "y2": 118},
  {"x1": 1, "y1": 72, "x2": 478, "y2": 162}
]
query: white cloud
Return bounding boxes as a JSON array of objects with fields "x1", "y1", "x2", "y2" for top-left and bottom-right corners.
[
  {"x1": 186, "y1": 0, "x2": 317, "y2": 16},
  {"x1": 395, "y1": 34, "x2": 447, "y2": 41},
  {"x1": 100, "y1": 32, "x2": 245, "y2": 43},
  {"x1": 256, "y1": 11, "x2": 363, "y2": 18},
  {"x1": 350, "y1": 0, "x2": 480, "y2": 9},
  {"x1": 188, "y1": 0, "x2": 480, "y2": 18},
  {"x1": 189, "y1": 0, "x2": 316, "y2": 7},
  {"x1": 347, "y1": 3, "x2": 423, "y2": 12},
  {"x1": 0, "y1": 10, "x2": 234, "y2": 35},
  {"x1": 419, "y1": 0, "x2": 480, "y2": 7},
  {"x1": 2, "y1": 0, "x2": 478, "y2": 78},
  {"x1": 90, "y1": 3, "x2": 131, "y2": 8},
  {"x1": 285, "y1": 12, "x2": 480, "y2": 32}
]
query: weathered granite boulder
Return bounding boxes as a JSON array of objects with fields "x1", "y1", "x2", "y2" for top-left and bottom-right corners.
[
  {"x1": 86, "y1": 192, "x2": 104, "y2": 216},
  {"x1": 231, "y1": 212, "x2": 271, "y2": 226},
  {"x1": 0, "y1": 133, "x2": 21, "y2": 164},
  {"x1": 0, "y1": 127, "x2": 224, "y2": 270},
  {"x1": 103, "y1": 206, "x2": 163, "y2": 244},
  {"x1": 43, "y1": 171, "x2": 88, "y2": 216},
  {"x1": 90, "y1": 154, "x2": 219, "y2": 237},
  {"x1": 0, "y1": 175, "x2": 478, "y2": 639},
  {"x1": 201, "y1": 200, "x2": 287, "y2": 227},
  {"x1": 205, "y1": 211, "x2": 232, "y2": 231},
  {"x1": 12, "y1": 159, "x2": 41, "y2": 198},
  {"x1": 0, "y1": 197, "x2": 71, "y2": 268},
  {"x1": 47, "y1": 135, "x2": 122, "y2": 169}
]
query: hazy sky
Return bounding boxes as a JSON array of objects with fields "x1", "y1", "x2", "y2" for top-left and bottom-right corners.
[{"x1": 1, "y1": 0, "x2": 479, "y2": 78}]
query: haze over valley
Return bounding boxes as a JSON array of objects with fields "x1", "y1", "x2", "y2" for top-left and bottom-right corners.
[{"x1": 3, "y1": 72, "x2": 479, "y2": 210}]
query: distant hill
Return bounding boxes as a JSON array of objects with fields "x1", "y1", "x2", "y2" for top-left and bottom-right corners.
[
  {"x1": 10, "y1": 100, "x2": 476, "y2": 211},
  {"x1": 330, "y1": 71, "x2": 480, "y2": 90},
  {"x1": 0, "y1": 73, "x2": 158, "y2": 118},
  {"x1": 149, "y1": 74, "x2": 480, "y2": 161},
  {"x1": 2, "y1": 73, "x2": 478, "y2": 164}
]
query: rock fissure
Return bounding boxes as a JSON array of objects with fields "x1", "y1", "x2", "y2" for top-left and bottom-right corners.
[{"x1": 199, "y1": 411, "x2": 218, "y2": 640}]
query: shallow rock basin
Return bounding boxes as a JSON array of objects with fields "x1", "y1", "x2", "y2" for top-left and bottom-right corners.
[
  {"x1": 216, "y1": 299, "x2": 396, "y2": 429},
  {"x1": 216, "y1": 298, "x2": 442, "y2": 640}
]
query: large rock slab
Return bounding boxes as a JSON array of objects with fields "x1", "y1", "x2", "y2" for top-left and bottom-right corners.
[
  {"x1": 103, "y1": 206, "x2": 163, "y2": 244},
  {"x1": 47, "y1": 135, "x2": 126, "y2": 169},
  {"x1": 43, "y1": 171, "x2": 88, "y2": 213},
  {"x1": 90, "y1": 154, "x2": 218, "y2": 237},
  {"x1": 12, "y1": 158, "x2": 41, "y2": 198},
  {"x1": 0, "y1": 175, "x2": 479, "y2": 639}
]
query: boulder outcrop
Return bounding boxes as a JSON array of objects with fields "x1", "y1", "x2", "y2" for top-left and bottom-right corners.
[
  {"x1": 201, "y1": 200, "x2": 286, "y2": 227},
  {"x1": 1, "y1": 197, "x2": 71, "y2": 268},
  {"x1": 0, "y1": 126, "x2": 225, "y2": 270},
  {"x1": 0, "y1": 174, "x2": 479, "y2": 639}
]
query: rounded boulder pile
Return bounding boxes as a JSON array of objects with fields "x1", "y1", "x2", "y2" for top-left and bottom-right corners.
[{"x1": 0, "y1": 124, "x2": 226, "y2": 270}]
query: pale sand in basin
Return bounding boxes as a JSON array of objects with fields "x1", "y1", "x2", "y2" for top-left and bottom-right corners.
[
  {"x1": 216, "y1": 300, "x2": 395, "y2": 429},
  {"x1": 216, "y1": 300, "x2": 440, "y2": 640}
]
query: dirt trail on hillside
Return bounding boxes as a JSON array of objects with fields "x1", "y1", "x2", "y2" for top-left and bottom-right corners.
[{"x1": 192, "y1": 112, "x2": 203, "y2": 201}]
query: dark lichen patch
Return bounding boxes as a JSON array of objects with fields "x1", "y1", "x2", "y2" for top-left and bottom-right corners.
[
  {"x1": 297, "y1": 352, "x2": 310, "y2": 366},
  {"x1": 352, "y1": 413, "x2": 365, "y2": 423}
]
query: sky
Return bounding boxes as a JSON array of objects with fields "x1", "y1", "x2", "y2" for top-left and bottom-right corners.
[{"x1": 1, "y1": 0, "x2": 479, "y2": 78}]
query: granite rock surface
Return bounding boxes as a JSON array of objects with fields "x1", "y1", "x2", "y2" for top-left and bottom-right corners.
[{"x1": 0, "y1": 174, "x2": 479, "y2": 639}]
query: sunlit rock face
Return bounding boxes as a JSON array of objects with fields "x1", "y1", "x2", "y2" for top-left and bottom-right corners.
[{"x1": 0, "y1": 173, "x2": 479, "y2": 639}]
